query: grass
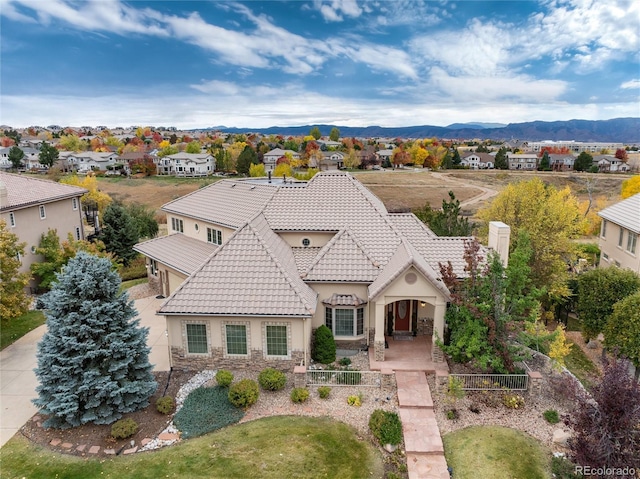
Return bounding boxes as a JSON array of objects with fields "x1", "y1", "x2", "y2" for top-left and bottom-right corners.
[
  {"x1": 564, "y1": 343, "x2": 600, "y2": 389},
  {"x1": 0, "y1": 310, "x2": 46, "y2": 350},
  {"x1": 443, "y1": 426, "x2": 551, "y2": 479},
  {"x1": 0, "y1": 416, "x2": 383, "y2": 479}
]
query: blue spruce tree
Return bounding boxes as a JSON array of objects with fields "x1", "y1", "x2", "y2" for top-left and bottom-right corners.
[{"x1": 33, "y1": 251, "x2": 157, "y2": 429}]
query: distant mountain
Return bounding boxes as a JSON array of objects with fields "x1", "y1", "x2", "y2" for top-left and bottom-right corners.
[
  {"x1": 446, "y1": 122, "x2": 507, "y2": 130},
  {"x1": 210, "y1": 118, "x2": 639, "y2": 143}
]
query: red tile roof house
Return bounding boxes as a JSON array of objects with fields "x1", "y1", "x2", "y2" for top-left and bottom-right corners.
[
  {"x1": 0, "y1": 172, "x2": 87, "y2": 291},
  {"x1": 135, "y1": 171, "x2": 510, "y2": 371}
]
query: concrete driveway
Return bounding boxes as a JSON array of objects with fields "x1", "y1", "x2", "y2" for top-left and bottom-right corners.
[{"x1": 0, "y1": 296, "x2": 169, "y2": 448}]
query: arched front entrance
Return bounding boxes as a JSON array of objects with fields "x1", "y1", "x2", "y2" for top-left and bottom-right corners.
[{"x1": 385, "y1": 299, "x2": 433, "y2": 338}]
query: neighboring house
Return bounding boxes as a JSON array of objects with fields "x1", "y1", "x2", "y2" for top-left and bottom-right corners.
[
  {"x1": 0, "y1": 172, "x2": 87, "y2": 290},
  {"x1": 320, "y1": 151, "x2": 345, "y2": 170},
  {"x1": 460, "y1": 152, "x2": 494, "y2": 169},
  {"x1": 67, "y1": 152, "x2": 119, "y2": 173},
  {"x1": 263, "y1": 148, "x2": 300, "y2": 172},
  {"x1": 157, "y1": 153, "x2": 215, "y2": 176},
  {"x1": 507, "y1": 153, "x2": 538, "y2": 170},
  {"x1": 135, "y1": 171, "x2": 510, "y2": 372},
  {"x1": 356, "y1": 146, "x2": 379, "y2": 168},
  {"x1": 593, "y1": 155, "x2": 629, "y2": 173},
  {"x1": 598, "y1": 193, "x2": 640, "y2": 273},
  {"x1": 0, "y1": 147, "x2": 41, "y2": 170},
  {"x1": 549, "y1": 154, "x2": 575, "y2": 171},
  {"x1": 376, "y1": 149, "x2": 393, "y2": 164}
]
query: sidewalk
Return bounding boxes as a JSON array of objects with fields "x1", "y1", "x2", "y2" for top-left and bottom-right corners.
[{"x1": 0, "y1": 296, "x2": 169, "y2": 448}]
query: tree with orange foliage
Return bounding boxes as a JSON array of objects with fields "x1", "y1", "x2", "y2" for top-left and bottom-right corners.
[{"x1": 615, "y1": 148, "x2": 628, "y2": 162}]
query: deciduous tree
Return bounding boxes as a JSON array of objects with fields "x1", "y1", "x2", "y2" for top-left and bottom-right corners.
[
  {"x1": 0, "y1": 220, "x2": 30, "y2": 322},
  {"x1": 604, "y1": 292, "x2": 640, "y2": 380},
  {"x1": 249, "y1": 163, "x2": 266, "y2": 177},
  {"x1": 329, "y1": 127, "x2": 340, "y2": 142},
  {"x1": 309, "y1": 127, "x2": 321, "y2": 140},
  {"x1": 621, "y1": 176, "x2": 640, "y2": 199},
  {"x1": 60, "y1": 174, "x2": 112, "y2": 213},
  {"x1": 185, "y1": 141, "x2": 201, "y2": 154},
  {"x1": 33, "y1": 252, "x2": 157, "y2": 429}
]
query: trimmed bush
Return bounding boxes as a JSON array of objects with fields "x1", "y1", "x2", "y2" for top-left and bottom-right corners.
[
  {"x1": 339, "y1": 357, "x2": 352, "y2": 367},
  {"x1": 173, "y1": 386, "x2": 244, "y2": 439},
  {"x1": 502, "y1": 393, "x2": 525, "y2": 409},
  {"x1": 155, "y1": 396, "x2": 175, "y2": 415},
  {"x1": 312, "y1": 325, "x2": 336, "y2": 364},
  {"x1": 216, "y1": 369, "x2": 234, "y2": 388},
  {"x1": 228, "y1": 379, "x2": 259, "y2": 408},
  {"x1": 290, "y1": 388, "x2": 310, "y2": 403},
  {"x1": 446, "y1": 409, "x2": 459, "y2": 420},
  {"x1": 258, "y1": 368, "x2": 287, "y2": 391},
  {"x1": 318, "y1": 386, "x2": 331, "y2": 399},
  {"x1": 543, "y1": 409, "x2": 560, "y2": 424},
  {"x1": 347, "y1": 395, "x2": 361, "y2": 407},
  {"x1": 111, "y1": 418, "x2": 138, "y2": 439},
  {"x1": 369, "y1": 410, "x2": 403, "y2": 446}
]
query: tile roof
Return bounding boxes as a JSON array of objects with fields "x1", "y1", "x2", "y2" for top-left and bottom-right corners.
[
  {"x1": 291, "y1": 247, "x2": 322, "y2": 275},
  {"x1": 133, "y1": 233, "x2": 219, "y2": 275},
  {"x1": 158, "y1": 214, "x2": 317, "y2": 317},
  {"x1": 416, "y1": 237, "x2": 478, "y2": 278},
  {"x1": 162, "y1": 180, "x2": 278, "y2": 228},
  {"x1": 322, "y1": 294, "x2": 368, "y2": 306},
  {"x1": 598, "y1": 193, "x2": 640, "y2": 234},
  {"x1": 0, "y1": 172, "x2": 87, "y2": 211},
  {"x1": 166, "y1": 153, "x2": 212, "y2": 163},
  {"x1": 388, "y1": 214, "x2": 436, "y2": 248},
  {"x1": 368, "y1": 240, "x2": 451, "y2": 300},
  {"x1": 302, "y1": 229, "x2": 380, "y2": 282}
]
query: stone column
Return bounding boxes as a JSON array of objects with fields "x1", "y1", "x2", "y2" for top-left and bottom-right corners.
[
  {"x1": 293, "y1": 365, "x2": 307, "y2": 389},
  {"x1": 527, "y1": 371, "x2": 542, "y2": 396},
  {"x1": 435, "y1": 370, "x2": 449, "y2": 393},
  {"x1": 381, "y1": 369, "x2": 395, "y2": 390},
  {"x1": 374, "y1": 301, "x2": 386, "y2": 362},
  {"x1": 432, "y1": 301, "x2": 446, "y2": 363}
]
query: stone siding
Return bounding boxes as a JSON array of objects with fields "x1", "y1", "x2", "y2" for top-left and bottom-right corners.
[
  {"x1": 416, "y1": 317, "x2": 433, "y2": 336},
  {"x1": 171, "y1": 347, "x2": 304, "y2": 372}
]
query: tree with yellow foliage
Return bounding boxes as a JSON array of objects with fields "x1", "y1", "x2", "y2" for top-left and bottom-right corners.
[
  {"x1": 226, "y1": 141, "x2": 247, "y2": 171},
  {"x1": 249, "y1": 163, "x2": 266, "y2": 177},
  {"x1": 60, "y1": 174, "x2": 112, "y2": 213},
  {"x1": 548, "y1": 325, "x2": 573, "y2": 371},
  {"x1": 478, "y1": 178, "x2": 584, "y2": 298},
  {"x1": 0, "y1": 220, "x2": 30, "y2": 322},
  {"x1": 274, "y1": 163, "x2": 293, "y2": 178},
  {"x1": 621, "y1": 175, "x2": 640, "y2": 199},
  {"x1": 59, "y1": 134, "x2": 86, "y2": 152}
]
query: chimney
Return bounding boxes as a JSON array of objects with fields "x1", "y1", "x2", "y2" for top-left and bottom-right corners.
[
  {"x1": 488, "y1": 221, "x2": 510, "y2": 267},
  {"x1": 0, "y1": 182, "x2": 7, "y2": 209}
]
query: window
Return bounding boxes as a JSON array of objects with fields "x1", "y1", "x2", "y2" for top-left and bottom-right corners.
[
  {"x1": 186, "y1": 323, "x2": 208, "y2": 354},
  {"x1": 9, "y1": 212, "x2": 15, "y2": 227},
  {"x1": 627, "y1": 232, "x2": 637, "y2": 254},
  {"x1": 266, "y1": 325, "x2": 288, "y2": 357},
  {"x1": 207, "y1": 227, "x2": 222, "y2": 245},
  {"x1": 225, "y1": 324, "x2": 247, "y2": 355},
  {"x1": 302, "y1": 238, "x2": 311, "y2": 247},
  {"x1": 325, "y1": 307, "x2": 365, "y2": 337},
  {"x1": 194, "y1": 223, "x2": 199, "y2": 232},
  {"x1": 602, "y1": 252, "x2": 609, "y2": 261},
  {"x1": 39, "y1": 205, "x2": 46, "y2": 219},
  {"x1": 171, "y1": 217, "x2": 184, "y2": 233},
  {"x1": 72, "y1": 197, "x2": 78, "y2": 210},
  {"x1": 619, "y1": 229, "x2": 624, "y2": 247},
  {"x1": 150, "y1": 259, "x2": 158, "y2": 276},
  {"x1": 75, "y1": 227, "x2": 81, "y2": 240},
  {"x1": 601, "y1": 220, "x2": 607, "y2": 238}
]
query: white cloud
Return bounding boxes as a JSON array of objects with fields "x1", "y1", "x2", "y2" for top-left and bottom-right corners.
[
  {"x1": 329, "y1": 40, "x2": 418, "y2": 79},
  {"x1": 620, "y1": 79, "x2": 640, "y2": 89},
  {"x1": 0, "y1": 0, "x2": 37, "y2": 23},
  {"x1": 315, "y1": 0, "x2": 363, "y2": 22}
]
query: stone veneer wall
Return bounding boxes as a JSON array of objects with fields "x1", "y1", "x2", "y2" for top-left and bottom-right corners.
[
  {"x1": 416, "y1": 317, "x2": 433, "y2": 336},
  {"x1": 171, "y1": 347, "x2": 304, "y2": 372}
]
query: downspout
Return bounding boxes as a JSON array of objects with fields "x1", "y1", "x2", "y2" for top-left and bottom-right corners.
[{"x1": 303, "y1": 317, "x2": 308, "y2": 366}]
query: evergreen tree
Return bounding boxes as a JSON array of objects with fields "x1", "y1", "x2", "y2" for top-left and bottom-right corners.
[
  {"x1": 100, "y1": 203, "x2": 139, "y2": 265},
  {"x1": 494, "y1": 147, "x2": 509, "y2": 170},
  {"x1": 236, "y1": 145, "x2": 259, "y2": 175},
  {"x1": 574, "y1": 152, "x2": 594, "y2": 172},
  {"x1": 414, "y1": 191, "x2": 473, "y2": 236},
  {"x1": 33, "y1": 252, "x2": 157, "y2": 429},
  {"x1": 8, "y1": 146, "x2": 25, "y2": 170},
  {"x1": 39, "y1": 142, "x2": 59, "y2": 168},
  {"x1": 538, "y1": 152, "x2": 550, "y2": 171},
  {"x1": 329, "y1": 127, "x2": 340, "y2": 141},
  {"x1": 309, "y1": 126, "x2": 322, "y2": 140}
]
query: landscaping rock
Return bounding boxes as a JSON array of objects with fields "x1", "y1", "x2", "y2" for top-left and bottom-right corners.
[
  {"x1": 586, "y1": 340, "x2": 598, "y2": 349},
  {"x1": 552, "y1": 428, "x2": 571, "y2": 446}
]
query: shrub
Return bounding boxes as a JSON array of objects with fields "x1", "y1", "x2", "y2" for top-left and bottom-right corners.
[
  {"x1": 347, "y1": 395, "x2": 361, "y2": 407},
  {"x1": 543, "y1": 409, "x2": 560, "y2": 424},
  {"x1": 155, "y1": 396, "x2": 175, "y2": 415},
  {"x1": 318, "y1": 386, "x2": 331, "y2": 399},
  {"x1": 228, "y1": 379, "x2": 259, "y2": 408},
  {"x1": 119, "y1": 256, "x2": 147, "y2": 281},
  {"x1": 469, "y1": 403, "x2": 481, "y2": 414},
  {"x1": 369, "y1": 409, "x2": 403, "y2": 446},
  {"x1": 312, "y1": 325, "x2": 336, "y2": 364},
  {"x1": 111, "y1": 418, "x2": 138, "y2": 439},
  {"x1": 258, "y1": 368, "x2": 286, "y2": 391},
  {"x1": 446, "y1": 409, "x2": 459, "y2": 420},
  {"x1": 502, "y1": 393, "x2": 525, "y2": 409},
  {"x1": 339, "y1": 357, "x2": 351, "y2": 366},
  {"x1": 173, "y1": 386, "x2": 244, "y2": 438},
  {"x1": 215, "y1": 369, "x2": 234, "y2": 388},
  {"x1": 290, "y1": 388, "x2": 310, "y2": 403},
  {"x1": 551, "y1": 456, "x2": 583, "y2": 479}
]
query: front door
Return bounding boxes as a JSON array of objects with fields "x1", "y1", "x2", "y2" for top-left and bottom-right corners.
[{"x1": 395, "y1": 300, "x2": 410, "y2": 331}]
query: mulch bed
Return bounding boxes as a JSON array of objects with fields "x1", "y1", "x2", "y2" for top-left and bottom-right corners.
[{"x1": 20, "y1": 370, "x2": 192, "y2": 457}]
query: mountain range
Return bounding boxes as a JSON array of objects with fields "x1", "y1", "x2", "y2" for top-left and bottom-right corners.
[{"x1": 210, "y1": 118, "x2": 640, "y2": 143}]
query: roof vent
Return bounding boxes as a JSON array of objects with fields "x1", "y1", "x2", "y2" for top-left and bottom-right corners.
[
  {"x1": 250, "y1": 185, "x2": 256, "y2": 190},
  {"x1": 230, "y1": 183, "x2": 236, "y2": 187}
]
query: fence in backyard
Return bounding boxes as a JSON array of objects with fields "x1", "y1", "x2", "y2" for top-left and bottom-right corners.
[
  {"x1": 449, "y1": 373, "x2": 529, "y2": 391},
  {"x1": 305, "y1": 369, "x2": 382, "y2": 387}
]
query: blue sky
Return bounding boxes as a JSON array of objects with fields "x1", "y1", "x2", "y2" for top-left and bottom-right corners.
[{"x1": 1, "y1": 0, "x2": 639, "y2": 129}]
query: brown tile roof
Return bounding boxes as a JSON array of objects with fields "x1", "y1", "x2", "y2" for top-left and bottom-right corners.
[
  {"x1": 415, "y1": 237, "x2": 478, "y2": 278},
  {"x1": 388, "y1": 214, "x2": 436, "y2": 247},
  {"x1": 599, "y1": 193, "x2": 640, "y2": 234},
  {"x1": 158, "y1": 214, "x2": 317, "y2": 317},
  {"x1": 133, "y1": 233, "x2": 219, "y2": 275},
  {"x1": 291, "y1": 247, "x2": 322, "y2": 275},
  {"x1": 162, "y1": 180, "x2": 278, "y2": 228},
  {"x1": 302, "y1": 229, "x2": 380, "y2": 282},
  {"x1": 0, "y1": 172, "x2": 87, "y2": 211},
  {"x1": 322, "y1": 294, "x2": 368, "y2": 306}
]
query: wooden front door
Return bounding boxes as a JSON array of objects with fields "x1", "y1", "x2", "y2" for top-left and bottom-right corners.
[{"x1": 395, "y1": 300, "x2": 410, "y2": 331}]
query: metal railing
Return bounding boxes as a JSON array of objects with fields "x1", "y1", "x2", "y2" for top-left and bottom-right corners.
[
  {"x1": 306, "y1": 370, "x2": 381, "y2": 387},
  {"x1": 449, "y1": 373, "x2": 529, "y2": 391}
]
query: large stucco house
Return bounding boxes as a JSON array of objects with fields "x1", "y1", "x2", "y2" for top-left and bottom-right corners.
[
  {"x1": 0, "y1": 172, "x2": 87, "y2": 289},
  {"x1": 598, "y1": 193, "x2": 640, "y2": 273},
  {"x1": 135, "y1": 172, "x2": 509, "y2": 371}
]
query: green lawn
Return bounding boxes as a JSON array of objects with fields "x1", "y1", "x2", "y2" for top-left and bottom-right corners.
[
  {"x1": 0, "y1": 310, "x2": 46, "y2": 350},
  {"x1": 564, "y1": 343, "x2": 599, "y2": 389},
  {"x1": 443, "y1": 426, "x2": 551, "y2": 479},
  {"x1": 0, "y1": 416, "x2": 383, "y2": 479}
]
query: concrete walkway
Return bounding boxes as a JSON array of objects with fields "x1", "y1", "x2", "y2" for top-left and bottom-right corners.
[
  {"x1": 0, "y1": 296, "x2": 169, "y2": 448},
  {"x1": 395, "y1": 371, "x2": 449, "y2": 479}
]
